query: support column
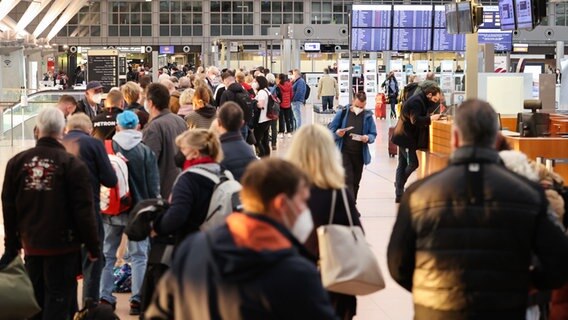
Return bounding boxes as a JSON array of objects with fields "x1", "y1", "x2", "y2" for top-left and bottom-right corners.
[
  {"x1": 282, "y1": 38, "x2": 293, "y2": 73},
  {"x1": 290, "y1": 39, "x2": 301, "y2": 70},
  {"x1": 557, "y1": 41, "x2": 565, "y2": 69},
  {"x1": 383, "y1": 52, "x2": 392, "y2": 72},
  {"x1": 152, "y1": 51, "x2": 159, "y2": 82},
  {"x1": 465, "y1": 33, "x2": 479, "y2": 99}
]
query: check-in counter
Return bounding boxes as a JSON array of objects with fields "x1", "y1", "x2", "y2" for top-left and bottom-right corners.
[{"x1": 421, "y1": 116, "x2": 568, "y2": 182}]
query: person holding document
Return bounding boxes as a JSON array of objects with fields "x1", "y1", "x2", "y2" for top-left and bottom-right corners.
[
  {"x1": 329, "y1": 92, "x2": 377, "y2": 201},
  {"x1": 391, "y1": 84, "x2": 442, "y2": 203}
]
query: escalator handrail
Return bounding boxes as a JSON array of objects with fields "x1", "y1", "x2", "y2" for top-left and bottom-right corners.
[{"x1": 1, "y1": 89, "x2": 85, "y2": 111}]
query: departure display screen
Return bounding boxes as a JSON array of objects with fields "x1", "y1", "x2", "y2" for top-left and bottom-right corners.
[
  {"x1": 351, "y1": 28, "x2": 391, "y2": 51},
  {"x1": 515, "y1": 0, "x2": 534, "y2": 29},
  {"x1": 433, "y1": 29, "x2": 466, "y2": 51},
  {"x1": 392, "y1": 28, "x2": 432, "y2": 51},
  {"x1": 392, "y1": 5, "x2": 433, "y2": 28},
  {"x1": 352, "y1": 5, "x2": 392, "y2": 28},
  {"x1": 478, "y1": 30, "x2": 513, "y2": 51}
]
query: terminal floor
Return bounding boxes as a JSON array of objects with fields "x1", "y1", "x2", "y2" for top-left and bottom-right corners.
[{"x1": 0, "y1": 111, "x2": 415, "y2": 319}]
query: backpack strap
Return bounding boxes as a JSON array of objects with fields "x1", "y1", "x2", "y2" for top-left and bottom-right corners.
[{"x1": 187, "y1": 166, "x2": 221, "y2": 185}]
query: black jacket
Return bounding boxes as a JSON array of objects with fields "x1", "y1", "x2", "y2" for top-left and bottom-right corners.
[
  {"x1": 219, "y1": 131, "x2": 257, "y2": 182},
  {"x1": 63, "y1": 130, "x2": 117, "y2": 210},
  {"x1": 92, "y1": 107, "x2": 123, "y2": 140},
  {"x1": 77, "y1": 98, "x2": 102, "y2": 120},
  {"x1": 154, "y1": 163, "x2": 219, "y2": 245},
  {"x1": 146, "y1": 213, "x2": 338, "y2": 320},
  {"x1": 219, "y1": 83, "x2": 247, "y2": 107},
  {"x1": 391, "y1": 92, "x2": 432, "y2": 150},
  {"x1": 387, "y1": 146, "x2": 568, "y2": 320},
  {"x1": 1, "y1": 138, "x2": 100, "y2": 257},
  {"x1": 125, "y1": 102, "x2": 149, "y2": 129}
]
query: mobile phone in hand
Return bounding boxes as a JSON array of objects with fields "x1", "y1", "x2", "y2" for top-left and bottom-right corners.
[{"x1": 341, "y1": 126, "x2": 354, "y2": 132}]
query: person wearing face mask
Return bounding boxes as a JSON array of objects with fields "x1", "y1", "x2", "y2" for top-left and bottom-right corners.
[
  {"x1": 328, "y1": 92, "x2": 377, "y2": 201},
  {"x1": 391, "y1": 84, "x2": 442, "y2": 203},
  {"x1": 146, "y1": 158, "x2": 338, "y2": 320},
  {"x1": 205, "y1": 66, "x2": 221, "y2": 94},
  {"x1": 152, "y1": 129, "x2": 222, "y2": 246},
  {"x1": 77, "y1": 81, "x2": 104, "y2": 120},
  {"x1": 286, "y1": 124, "x2": 363, "y2": 320},
  {"x1": 91, "y1": 90, "x2": 125, "y2": 140}
]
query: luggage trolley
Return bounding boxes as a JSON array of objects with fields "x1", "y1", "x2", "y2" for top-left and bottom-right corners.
[{"x1": 312, "y1": 104, "x2": 337, "y2": 128}]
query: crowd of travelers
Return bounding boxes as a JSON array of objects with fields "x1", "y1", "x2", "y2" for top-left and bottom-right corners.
[{"x1": 2, "y1": 62, "x2": 568, "y2": 320}]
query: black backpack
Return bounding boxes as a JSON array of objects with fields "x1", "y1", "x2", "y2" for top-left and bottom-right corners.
[
  {"x1": 235, "y1": 91, "x2": 255, "y2": 127},
  {"x1": 265, "y1": 89, "x2": 280, "y2": 120},
  {"x1": 304, "y1": 85, "x2": 311, "y2": 101}
]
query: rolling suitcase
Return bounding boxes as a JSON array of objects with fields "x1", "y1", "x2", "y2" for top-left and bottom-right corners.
[
  {"x1": 375, "y1": 94, "x2": 386, "y2": 119},
  {"x1": 388, "y1": 127, "x2": 398, "y2": 157}
]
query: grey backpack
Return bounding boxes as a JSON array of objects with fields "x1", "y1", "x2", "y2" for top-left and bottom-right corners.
[{"x1": 188, "y1": 166, "x2": 242, "y2": 230}]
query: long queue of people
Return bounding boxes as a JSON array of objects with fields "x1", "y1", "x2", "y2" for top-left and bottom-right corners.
[
  {"x1": 4, "y1": 62, "x2": 568, "y2": 320},
  {"x1": 0, "y1": 64, "x2": 372, "y2": 320}
]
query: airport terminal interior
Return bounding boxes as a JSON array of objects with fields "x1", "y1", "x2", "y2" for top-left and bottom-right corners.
[{"x1": 2, "y1": 0, "x2": 568, "y2": 319}]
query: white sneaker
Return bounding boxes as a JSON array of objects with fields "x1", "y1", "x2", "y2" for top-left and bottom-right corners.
[
  {"x1": 278, "y1": 133, "x2": 284, "y2": 139},
  {"x1": 286, "y1": 133, "x2": 293, "y2": 138}
]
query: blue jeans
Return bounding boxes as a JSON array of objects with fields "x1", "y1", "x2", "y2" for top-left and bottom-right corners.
[
  {"x1": 100, "y1": 214, "x2": 149, "y2": 304},
  {"x1": 291, "y1": 101, "x2": 304, "y2": 129},
  {"x1": 81, "y1": 211, "x2": 104, "y2": 303},
  {"x1": 321, "y1": 96, "x2": 334, "y2": 111},
  {"x1": 395, "y1": 147, "x2": 419, "y2": 198}
]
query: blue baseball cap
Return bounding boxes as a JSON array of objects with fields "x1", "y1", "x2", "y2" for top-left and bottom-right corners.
[{"x1": 117, "y1": 110, "x2": 139, "y2": 129}]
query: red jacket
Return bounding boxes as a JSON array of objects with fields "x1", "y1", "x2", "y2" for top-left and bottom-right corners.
[
  {"x1": 278, "y1": 82, "x2": 293, "y2": 109},
  {"x1": 240, "y1": 82, "x2": 255, "y2": 98}
]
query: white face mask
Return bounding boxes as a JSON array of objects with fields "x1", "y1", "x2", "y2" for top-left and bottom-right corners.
[
  {"x1": 92, "y1": 93, "x2": 102, "y2": 104},
  {"x1": 291, "y1": 208, "x2": 314, "y2": 243},
  {"x1": 144, "y1": 100, "x2": 150, "y2": 112},
  {"x1": 252, "y1": 82, "x2": 259, "y2": 90},
  {"x1": 352, "y1": 106, "x2": 364, "y2": 115}
]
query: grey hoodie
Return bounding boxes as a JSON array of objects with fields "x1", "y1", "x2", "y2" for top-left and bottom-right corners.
[{"x1": 113, "y1": 129, "x2": 143, "y2": 151}]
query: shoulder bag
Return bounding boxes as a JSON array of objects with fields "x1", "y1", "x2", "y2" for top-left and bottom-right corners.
[{"x1": 317, "y1": 188, "x2": 385, "y2": 295}]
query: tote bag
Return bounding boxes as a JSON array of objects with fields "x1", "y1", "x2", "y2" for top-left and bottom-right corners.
[
  {"x1": 0, "y1": 256, "x2": 41, "y2": 319},
  {"x1": 317, "y1": 188, "x2": 385, "y2": 295}
]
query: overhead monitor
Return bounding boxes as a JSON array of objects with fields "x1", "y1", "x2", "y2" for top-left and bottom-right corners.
[
  {"x1": 480, "y1": 6, "x2": 501, "y2": 29},
  {"x1": 434, "y1": 5, "x2": 447, "y2": 28},
  {"x1": 498, "y1": 0, "x2": 516, "y2": 30},
  {"x1": 392, "y1": 5, "x2": 433, "y2": 28},
  {"x1": 304, "y1": 42, "x2": 321, "y2": 52},
  {"x1": 515, "y1": 0, "x2": 534, "y2": 29},
  {"x1": 457, "y1": 1, "x2": 474, "y2": 33},
  {"x1": 478, "y1": 30, "x2": 513, "y2": 51},
  {"x1": 351, "y1": 28, "x2": 391, "y2": 51},
  {"x1": 352, "y1": 5, "x2": 392, "y2": 28},
  {"x1": 159, "y1": 46, "x2": 174, "y2": 54},
  {"x1": 392, "y1": 28, "x2": 432, "y2": 51},
  {"x1": 445, "y1": 3, "x2": 459, "y2": 34}
]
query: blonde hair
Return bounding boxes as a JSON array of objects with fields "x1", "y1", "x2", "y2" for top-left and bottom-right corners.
[
  {"x1": 175, "y1": 129, "x2": 223, "y2": 162},
  {"x1": 121, "y1": 81, "x2": 141, "y2": 104},
  {"x1": 244, "y1": 74, "x2": 254, "y2": 84},
  {"x1": 192, "y1": 86, "x2": 211, "y2": 110},
  {"x1": 286, "y1": 124, "x2": 345, "y2": 189},
  {"x1": 180, "y1": 88, "x2": 195, "y2": 105},
  {"x1": 66, "y1": 113, "x2": 93, "y2": 133},
  {"x1": 235, "y1": 71, "x2": 246, "y2": 83}
]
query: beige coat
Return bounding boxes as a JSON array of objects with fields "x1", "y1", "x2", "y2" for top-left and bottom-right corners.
[{"x1": 317, "y1": 75, "x2": 339, "y2": 98}]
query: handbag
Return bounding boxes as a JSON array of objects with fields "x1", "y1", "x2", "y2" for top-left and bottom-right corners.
[
  {"x1": 0, "y1": 255, "x2": 41, "y2": 319},
  {"x1": 317, "y1": 188, "x2": 385, "y2": 295}
]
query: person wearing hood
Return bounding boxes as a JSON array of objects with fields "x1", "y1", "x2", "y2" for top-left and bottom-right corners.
[
  {"x1": 122, "y1": 81, "x2": 149, "y2": 129},
  {"x1": 328, "y1": 92, "x2": 377, "y2": 202},
  {"x1": 99, "y1": 110, "x2": 159, "y2": 316},
  {"x1": 146, "y1": 158, "x2": 338, "y2": 320},
  {"x1": 92, "y1": 90, "x2": 124, "y2": 140},
  {"x1": 63, "y1": 113, "x2": 117, "y2": 308},
  {"x1": 184, "y1": 86, "x2": 217, "y2": 129},
  {"x1": 77, "y1": 81, "x2": 104, "y2": 120}
]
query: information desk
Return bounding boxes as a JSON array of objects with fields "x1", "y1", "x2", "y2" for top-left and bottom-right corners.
[{"x1": 420, "y1": 118, "x2": 568, "y2": 182}]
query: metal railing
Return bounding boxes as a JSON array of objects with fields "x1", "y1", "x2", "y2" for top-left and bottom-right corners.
[{"x1": 0, "y1": 88, "x2": 85, "y2": 147}]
